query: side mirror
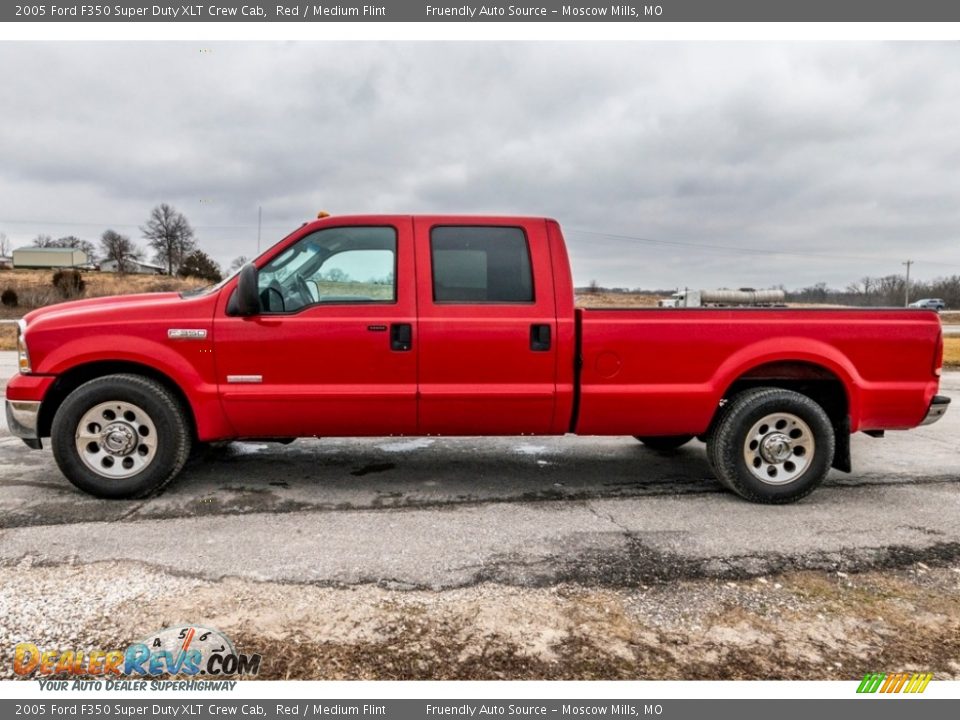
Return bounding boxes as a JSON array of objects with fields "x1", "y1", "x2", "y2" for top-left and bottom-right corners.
[{"x1": 234, "y1": 263, "x2": 260, "y2": 316}]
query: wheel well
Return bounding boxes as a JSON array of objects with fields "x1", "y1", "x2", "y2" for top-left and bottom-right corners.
[
  {"x1": 37, "y1": 361, "x2": 197, "y2": 440},
  {"x1": 720, "y1": 360, "x2": 851, "y2": 472},
  {"x1": 724, "y1": 361, "x2": 848, "y2": 423}
]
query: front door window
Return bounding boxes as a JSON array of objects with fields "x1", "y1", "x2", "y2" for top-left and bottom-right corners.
[{"x1": 257, "y1": 226, "x2": 397, "y2": 312}]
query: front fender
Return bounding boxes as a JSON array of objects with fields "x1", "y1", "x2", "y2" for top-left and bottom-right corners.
[{"x1": 35, "y1": 334, "x2": 231, "y2": 441}]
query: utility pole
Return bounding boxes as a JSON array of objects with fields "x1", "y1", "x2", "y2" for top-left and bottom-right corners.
[
  {"x1": 257, "y1": 205, "x2": 262, "y2": 255},
  {"x1": 903, "y1": 260, "x2": 913, "y2": 307}
]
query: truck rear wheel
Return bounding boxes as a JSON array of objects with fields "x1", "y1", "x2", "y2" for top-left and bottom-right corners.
[
  {"x1": 707, "y1": 387, "x2": 834, "y2": 504},
  {"x1": 634, "y1": 435, "x2": 694, "y2": 451},
  {"x1": 51, "y1": 374, "x2": 192, "y2": 499}
]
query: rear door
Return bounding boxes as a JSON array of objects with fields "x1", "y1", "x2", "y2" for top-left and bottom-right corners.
[{"x1": 413, "y1": 218, "x2": 558, "y2": 435}]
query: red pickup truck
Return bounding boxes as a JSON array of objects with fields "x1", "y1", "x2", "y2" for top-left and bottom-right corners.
[{"x1": 6, "y1": 215, "x2": 949, "y2": 503}]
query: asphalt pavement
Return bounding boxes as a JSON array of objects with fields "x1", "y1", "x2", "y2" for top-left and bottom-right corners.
[{"x1": 1, "y1": 352, "x2": 957, "y2": 589}]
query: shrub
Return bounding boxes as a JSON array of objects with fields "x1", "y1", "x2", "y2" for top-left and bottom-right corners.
[
  {"x1": 1, "y1": 288, "x2": 17, "y2": 307},
  {"x1": 52, "y1": 269, "x2": 86, "y2": 299},
  {"x1": 17, "y1": 286, "x2": 58, "y2": 308},
  {"x1": 178, "y1": 250, "x2": 223, "y2": 283}
]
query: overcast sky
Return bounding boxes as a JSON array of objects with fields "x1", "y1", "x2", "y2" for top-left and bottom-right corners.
[{"x1": 1, "y1": 42, "x2": 958, "y2": 289}]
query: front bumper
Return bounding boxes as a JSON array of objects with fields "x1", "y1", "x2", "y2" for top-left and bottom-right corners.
[
  {"x1": 5, "y1": 400, "x2": 42, "y2": 448},
  {"x1": 920, "y1": 395, "x2": 951, "y2": 426}
]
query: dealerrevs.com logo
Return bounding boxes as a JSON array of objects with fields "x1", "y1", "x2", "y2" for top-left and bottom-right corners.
[{"x1": 14, "y1": 625, "x2": 261, "y2": 678}]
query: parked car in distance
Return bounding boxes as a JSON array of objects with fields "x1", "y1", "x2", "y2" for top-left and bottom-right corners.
[
  {"x1": 909, "y1": 298, "x2": 946, "y2": 311},
  {"x1": 6, "y1": 214, "x2": 950, "y2": 504}
]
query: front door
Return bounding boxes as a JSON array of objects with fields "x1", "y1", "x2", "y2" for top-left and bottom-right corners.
[
  {"x1": 413, "y1": 218, "x2": 558, "y2": 435},
  {"x1": 214, "y1": 219, "x2": 417, "y2": 438}
]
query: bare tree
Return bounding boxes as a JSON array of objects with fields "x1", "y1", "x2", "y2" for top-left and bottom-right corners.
[
  {"x1": 100, "y1": 229, "x2": 143, "y2": 273},
  {"x1": 31, "y1": 234, "x2": 96, "y2": 261},
  {"x1": 320, "y1": 267, "x2": 350, "y2": 283},
  {"x1": 0, "y1": 232, "x2": 10, "y2": 257},
  {"x1": 53, "y1": 236, "x2": 97, "y2": 262},
  {"x1": 229, "y1": 255, "x2": 249, "y2": 272},
  {"x1": 141, "y1": 204, "x2": 197, "y2": 276}
]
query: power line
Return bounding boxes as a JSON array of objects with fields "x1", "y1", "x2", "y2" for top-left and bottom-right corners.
[
  {"x1": 3, "y1": 216, "x2": 959, "y2": 272},
  {"x1": 566, "y1": 228, "x2": 960, "y2": 270},
  {"x1": 568, "y1": 228, "x2": 887, "y2": 263},
  {"x1": 0, "y1": 218, "x2": 291, "y2": 231}
]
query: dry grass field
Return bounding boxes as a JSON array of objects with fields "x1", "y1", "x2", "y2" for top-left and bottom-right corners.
[
  {"x1": 0, "y1": 268, "x2": 202, "y2": 317},
  {"x1": 945, "y1": 337, "x2": 960, "y2": 368},
  {"x1": 575, "y1": 291, "x2": 661, "y2": 308},
  {"x1": 0, "y1": 269, "x2": 204, "y2": 350}
]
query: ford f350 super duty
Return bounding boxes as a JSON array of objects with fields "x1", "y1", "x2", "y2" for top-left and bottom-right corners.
[{"x1": 5, "y1": 215, "x2": 950, "y2": 503}]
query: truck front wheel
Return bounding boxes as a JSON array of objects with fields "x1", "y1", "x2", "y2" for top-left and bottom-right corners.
[
  {"x1": 706, "y1": 387, "x2": 834, "y2": 504},
  {"x1": 51, "y1": 374, "x2": 192, "y2": 499}
]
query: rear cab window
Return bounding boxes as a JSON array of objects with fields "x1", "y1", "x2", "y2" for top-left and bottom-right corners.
[{"x1": 430, "y1": 226, "x2": 534, "y2": 303}]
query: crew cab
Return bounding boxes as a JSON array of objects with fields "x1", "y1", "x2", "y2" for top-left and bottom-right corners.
[{"x1": 5, "y1": 215, "x2": 950, "y2": 503}]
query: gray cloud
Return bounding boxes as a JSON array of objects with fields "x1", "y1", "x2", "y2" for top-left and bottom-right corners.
[{"x1": 0, "y1": 42, "x2": 958, "y2": 290}]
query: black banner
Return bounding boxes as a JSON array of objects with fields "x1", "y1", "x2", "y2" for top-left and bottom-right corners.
[
  {"x1": 1, "y1": 700, "x2": 959, "y2": 720},
  {"x1": 6, "y1": 0, "x2": 960, "y2": 23}
]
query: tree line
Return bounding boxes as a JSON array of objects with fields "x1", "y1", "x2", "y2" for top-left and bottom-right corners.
[
  {"x1": 19, "y1": 203, "x2": 224, "y2": 282},
  {"x1": 577, "y1": 275, "x2": 959, "y2": 308},
  {"x1": 785, "y1": 275, "x2": 960, "y2": 307}
]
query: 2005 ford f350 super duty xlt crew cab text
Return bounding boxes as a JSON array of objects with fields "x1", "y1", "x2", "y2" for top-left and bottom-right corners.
[{"x1": 5, "y1": 215, "x2": 950, "y2": 503}]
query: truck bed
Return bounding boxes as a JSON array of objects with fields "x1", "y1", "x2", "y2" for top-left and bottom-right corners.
[{"x1": 574, "y1": 307, "x2": 943, "y2": 436}]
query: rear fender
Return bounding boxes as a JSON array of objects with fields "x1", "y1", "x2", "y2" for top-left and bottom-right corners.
[{"x1": 713, "y1": 337, "x2": 861, "y2": 427}]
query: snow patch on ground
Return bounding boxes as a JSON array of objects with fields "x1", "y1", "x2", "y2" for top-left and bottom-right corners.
[
  {"x1": 515, "y1": 444, "x2": 547, "y2": 455},
  {"x1": 378, "y1": 438, "x2": 436, "y2": 453},
  {"x1": 230, "y1": 442, "x2": 269, "y2": 455}
]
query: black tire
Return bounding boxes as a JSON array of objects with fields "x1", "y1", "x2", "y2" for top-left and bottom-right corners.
[
  {"x1": 634, "y1": 435, "x2": 695, "y2": 452},
  {"x1": 51, "y1": 374, "x2": 192, "y2": 499},
  {"x1": 706, "y1": 387, "x2": 834, "y2": 504},
  {"x1": 188, "y1": 440, "x2": 234, "y2": 462},
  {"x1": 703, "y1": 398, "x2": 736, "y2": 488}
]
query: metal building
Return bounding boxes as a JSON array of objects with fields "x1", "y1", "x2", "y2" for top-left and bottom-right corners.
[
  {"x1": 100, "y1": 259, "x2": 164, "y2": 274},
  {"x1": 12, "y1": 247, "x2": 89, "y2": 269}
]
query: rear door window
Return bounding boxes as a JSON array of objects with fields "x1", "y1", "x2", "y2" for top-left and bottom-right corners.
[{"x1": 430, "y1": 226, "x2": 533, "y2": 303}]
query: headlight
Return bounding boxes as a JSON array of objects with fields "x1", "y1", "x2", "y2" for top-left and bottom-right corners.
[{"x1": 16, "y1": 319, "x2": 30, "y2": 374}]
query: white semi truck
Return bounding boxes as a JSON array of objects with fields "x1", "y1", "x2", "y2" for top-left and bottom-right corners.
[{"x1": 658, "y1": 288, "x2": 786, "y2": 308}]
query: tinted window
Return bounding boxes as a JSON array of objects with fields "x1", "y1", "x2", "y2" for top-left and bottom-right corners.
[
  {"x1": 257, "y1": 226, "x2": 396, "y2": 312},
  {"x1": 431, "y1": 226, "x2": 533, "y2": 303}
]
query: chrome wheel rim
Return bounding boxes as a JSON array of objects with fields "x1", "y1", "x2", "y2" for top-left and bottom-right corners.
[
  {"x1": 75, "y1": 401, "x2": 158, "y2": 479},
  {"x1": 743, "y1": 412, "x2": 814, "y2": 485}
]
